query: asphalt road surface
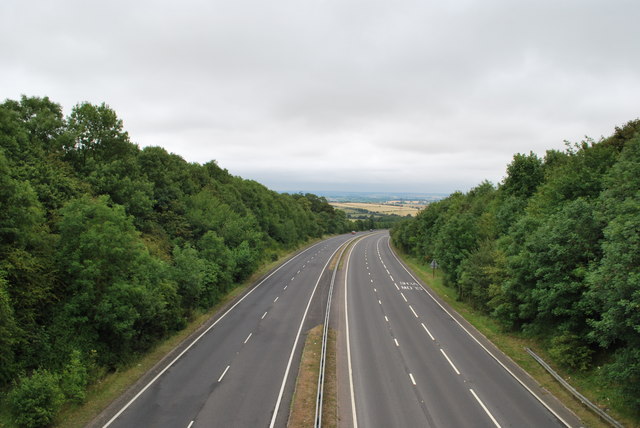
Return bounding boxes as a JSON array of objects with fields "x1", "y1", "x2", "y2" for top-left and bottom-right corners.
[
  {"x1": 98, "y1": 234, "x2": 353, "y2": 428},
  {"x1": 341, "y1": 231, "x2": 581, "y2": 428}
]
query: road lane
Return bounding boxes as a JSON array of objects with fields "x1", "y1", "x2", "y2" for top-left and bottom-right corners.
[
  {"x1": 342, "y1": 231, "x2": 576, "y2": 428},
  {"x1": 100, "y1": 234, "x2": 353, "y2": 428}
]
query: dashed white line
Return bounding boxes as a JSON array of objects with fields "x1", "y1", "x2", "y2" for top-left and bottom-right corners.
[
  {"x1": 244, "y1": 333, "x2": 252, "y2": 344},
  {"x1": 274, "y1": 296, "x2": 279, "y2": 303},
  {"x1": 409, "y1": 305, "x2": 419, "y2": 318},
  {"x1": 470, "y1": 389, "x2": 501, "y2": 428},
  {"x1": 394, "y1": 338, "x2": 399, "y2": 347},
  {"x1": 400, "y1": 292, "x2": 408, "y2": 302},
  {"x1": 378, "y1": 300, "x2": 382, "y2": 305},
  {"x1": 284, "y1": 285, "x2": 287, "y2": 290},
  {"x1": 187, "y1": 421, "x2": 194, "y2": 428},
  {"x1": 385, "y1": 316, "x2": 389, "y2": 322},
  {"x1": 421, "y1": 323, "x2": 435, "y2": 341},
  {"x1": 440, "y1": 349, "x2": 461, "y2": 375},
  {"x1": 370, "y1": 279, "x2": 374, "y2": 283},
  {"x1": 409, "y1": 373, "x2": 416, "y2": 385},
  {"x1": 374, "y1": 288, "x2": 377, "y2": 292},
  {"x1": 390, "y1": 275, "x2": 394, "y2": 282},
  {"x1": 262, "y1": 311, "x2": 268, "y2": 319},
  {"x1": 218, "y1": 365, "x2": 230, "y2": 382},
  {"x1": 394, "y1": 283, "x2": 400, "y2": 290}
]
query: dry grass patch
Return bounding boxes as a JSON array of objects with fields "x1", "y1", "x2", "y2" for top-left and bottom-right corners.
[
  {"x1": 289, "y1": 325, "x2": 323, "y2": 428},
  {"x1": 331, "y1": 202, "x2": 421, "y2": 217}
]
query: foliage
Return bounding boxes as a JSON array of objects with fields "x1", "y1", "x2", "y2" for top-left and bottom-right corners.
[
  {"x1": 7, "y1": 370, "x2": 64, "y2": 428},
  {"x1": 392, "y1": 119, "x2": 640, "y2": 413},
  {"x1": 0, "y1": 96, "x2": 351, "y2": 422}
]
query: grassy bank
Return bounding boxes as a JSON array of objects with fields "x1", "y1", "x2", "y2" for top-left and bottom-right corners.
[{"x1": 397, "y1": 252, "x2": 638, "y2": 428}]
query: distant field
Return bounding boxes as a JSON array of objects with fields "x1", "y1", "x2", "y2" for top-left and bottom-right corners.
[{"x1": 331, "y1": 202, "x2": 422, "y2": 217}]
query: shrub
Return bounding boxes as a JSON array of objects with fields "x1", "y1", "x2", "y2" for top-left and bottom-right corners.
[
  {"x1": 7, "y1": 369, "x2": 64, "y2": 428},
  {"x1": 548, "y1": 333, "x2": 593, "y2": 371},
  {"x1": 60, "y1": 350, "x2": 89, "y2": 404}
]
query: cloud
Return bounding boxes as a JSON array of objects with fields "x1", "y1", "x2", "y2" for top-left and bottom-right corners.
[{"x1": 2, "y1": 0, "x2": 639, "y2": 193}]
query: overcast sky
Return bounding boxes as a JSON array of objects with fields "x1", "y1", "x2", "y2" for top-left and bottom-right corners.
[{"x1": 2, "y1": 0, "x2": 639, "y2": 193}]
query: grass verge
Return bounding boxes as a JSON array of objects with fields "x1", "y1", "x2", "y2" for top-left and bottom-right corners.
[
  {"x1": 397, "y1": 251, "x2": 638, "y2": 428},
  {"x1": 288, "y1": 325, "x2": 323, "y2": 428},
  {"x1": 0, "y1": 238, "x2": 325, "y2": 428}
]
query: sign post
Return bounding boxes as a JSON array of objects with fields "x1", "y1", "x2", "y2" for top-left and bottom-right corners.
[{"x1": 430, "y1": 259, "x2": 438, "y2": 279}]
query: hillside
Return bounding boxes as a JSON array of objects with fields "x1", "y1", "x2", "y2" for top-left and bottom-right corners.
[{"x1": 0, "y1": 96, "x2": 350, "y2": 426}]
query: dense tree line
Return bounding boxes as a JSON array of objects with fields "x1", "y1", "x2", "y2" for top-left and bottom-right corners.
[
  {"x1": 0, "y1": 96, "x2": 350, "y2": 426},
  {"x1": 392, "y1": 120, "x2": 640, "y2": 413}
]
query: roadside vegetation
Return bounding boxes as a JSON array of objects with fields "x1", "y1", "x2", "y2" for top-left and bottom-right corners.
[
  {"x1": 392, "y1": 119, "x2": 640, "y2": 426},
  {"x1": 0, "y1": 96, "x2": 351, "y2": 427}
]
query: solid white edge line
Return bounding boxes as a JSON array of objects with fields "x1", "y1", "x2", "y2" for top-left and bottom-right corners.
[
  {"x1": 385, "y1": 237, "x2": 572, "y2": 428},
  {"x1": 217, "y1": 365, "x2": 230, "y2": 382},
  {"x1": 101, "y1": 238, "x2": 332, "y2": 428},
  {"x1": 440, "y1": 349, "x2": 461, "y2": 375},
  {"x1": 345, "y1": 238, "x2": 359, "y2": 428},
  {"x1": 268, "y1": 237, "x2": 355, "y2": 428},
  {"x1": 470, "y1": 388, "x2": 502, "y2": 428}
]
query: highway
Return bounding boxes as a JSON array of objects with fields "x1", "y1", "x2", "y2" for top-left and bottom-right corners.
[
  {"x1": 340, "y1": 231, "x2": 582, "y2": 428},
  {"x1": 95, "y1": 234, "x2": 353, "y2": 428}
]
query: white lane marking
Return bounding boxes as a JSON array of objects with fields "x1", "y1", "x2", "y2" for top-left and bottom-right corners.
[
  {"x1": 440, "y1": 349, "x2": 461, "y2": 375},
  {"x1": 385, "y1": 316, "x2": 389, "y2": 322},
  {"x1": 385, "y1": 269, "x2": 390, "y2": 274},
  {"x1": 370, "y1": 279, "x2": 373, "y2": 283},
  {"x1": 409, "y1": 305, "x2": 418, "y2": 318},
  {"x1": 421, "y1": 323, "x2": 435, "y2": 341},
  {"x1": 187, "y1": 421, "x2": 194, "y2": 428},
  {"x1": 101, "y1": 237, "x2": 332, "y2": 428},
  {"x1": 297, "y1": 270, "x2": 301, "y2": 274},
  {"x1": 394, "y1": 338, "x2": 399, "y2": 347},
  {"x1": 470, "y1": 389, "x2": 502, "y2": 428},
  {"x1": 385, "y1": 237, "x2": 572, "y2": 428},
  {"x1": 374, "y1": 288, "x2": 377, "y2": 292},
  {"x1": 400, "y1": 292, "x2": 408, "y2": 302},
  {"x1": 244, "y1": 333, "x2": 252, "y2": 344},
  {"x1": 262, "y1": 311, "x2": 268, "y2": 319},
  {"x1": 394, "y1": 283, "x2": 399, "y2": 290},
  {"x1": 269, "y1": 238, "x2": 352, "y2": 428},
  {"x1": 218, "y1": 365, "x2": 230, "y2": 382},
  {"x1": 390, "y1": 275, "x2": 394, "y2": 282},
  {"x1": 291, "y1": 277, "x2": 295, "y2": 281},
  {"x1": 409, "y1": 373, "x2": 417, "y2": 385},
  {"x1": 284, "y1": 285, "x2": 288, "y2": 290},
  {"x1": 378, "y1": 300, "x2": 382, "y2": 305},
  {"x1": 274, "y1": 296, "x2": 279, "y2": 303}
]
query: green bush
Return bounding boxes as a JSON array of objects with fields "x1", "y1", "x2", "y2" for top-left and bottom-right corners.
[
  {"x1": 548, "y1": 333, "x2": 593, "y2": 371},
  {"x1": 7, "y1": 369, "x2": 64, "y2": 428},
  {"x1": 60, "y1": 350, "x2": 88, "y2": 404}
]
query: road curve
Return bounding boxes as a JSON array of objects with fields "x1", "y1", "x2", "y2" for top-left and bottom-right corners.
[
  {"x1": 340, "y1": 231, "x2": 581, "y2": 428},
  {"x1": 94, "y1": 234, "x2": 353, "y2": 428}
]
